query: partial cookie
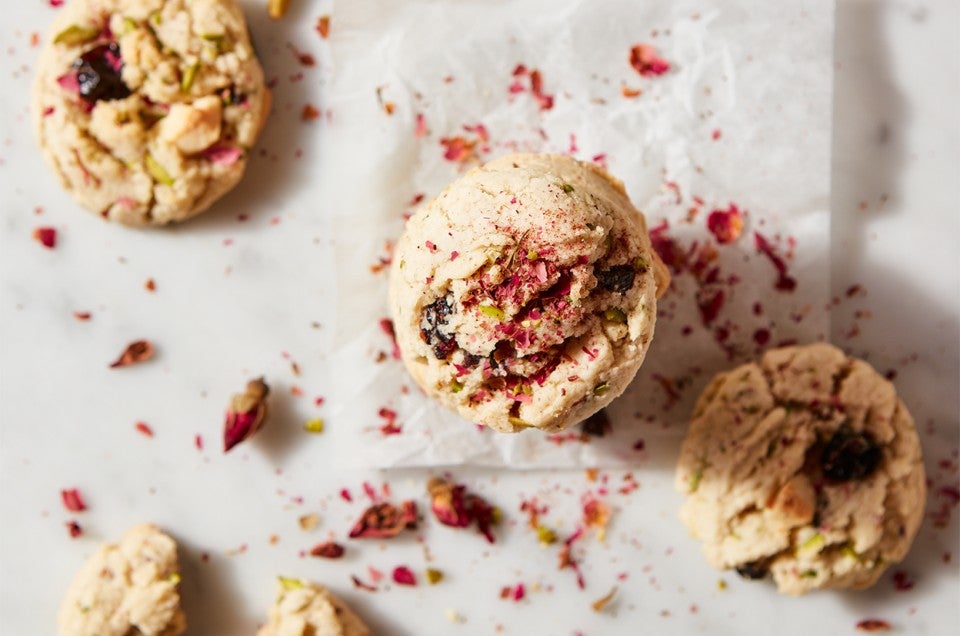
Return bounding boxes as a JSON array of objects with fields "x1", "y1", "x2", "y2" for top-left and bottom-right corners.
[
  {"x1": 388, "y1": 153, "x2": 670, "y2": 433},
  {"x1": 32, "y1": 0, "x2": 270, "y2": 225},
  {"x1": 58, "y1": 523, "x2": 185, "y2": 636},
  {"x1": 675, "y1": 343, "x2": 926, "y2": 595},
  {"x1": 258, "y1": 577, "x2": 371, "y2": 636}
]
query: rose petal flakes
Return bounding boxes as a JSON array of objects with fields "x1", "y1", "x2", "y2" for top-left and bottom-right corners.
[
  {"x1": 392, "y1": 566, "x2": 417, "y2": 586},
  {"x1": 109, "y1": 340, "x2": 154, "y2": 368},
  {"x1": 309, "y1": 541, "x2": 345, "y2": 559},
  {"x1": 61, "y1": 488, "x2": 87, "y2": 512},
  {"x1": 427, "y1": 477, "x2": 498, "y2": 543},
  {"x1": 348, "y1": 500, "x2": 418, "y2": 539},
  {"x1": 33, "y1": 227, "x2": 57, "y2": 249}
]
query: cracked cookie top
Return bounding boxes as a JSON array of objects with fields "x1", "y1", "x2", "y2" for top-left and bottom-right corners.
[
  {"x1": 32, "y1": 0, "x2": 270, "y2": 225},
  {"x1": 389, "y1": 153, "x2": 670, "y2": 433},
  {"x1": 675, "y1": 343, "x2": 927, "y2": 595}
]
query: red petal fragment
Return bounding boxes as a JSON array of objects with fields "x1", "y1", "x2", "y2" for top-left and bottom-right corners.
[
  {"x1": 109, "y1": 340, "x2": 154, "y2": 368},
  {"x1": 629, "y1": 43, "x2": 671, "y2": 77},
  {"x1": 427, "y1": 477, "x2": 498, "y2": 543},
  {"x1": 56, "y1": 71, "x2": 80, "y2": 94},
  {"x1": 706, "y1": 204, "x2": 744, "y2": 244},
  {"x1": 378, "y1": 319, "x2": 401, "y2": 360},
  {"x1": 61, "y1": 488, "x2": 87, "y2": 512},
  {"x1": 223, "y1": 377, "x2": 270, "y2": 452},
  {"x1": 414, "y1": 112, "x2": 428, "y2": 138},
  {"x1": 351, "y1": 575, "x2": 377, "y2": 592},
  {"x1": 203, "y1": 144, "x2": 244, "y2": 166},
  {"x1": 301, "y1": 104, "x2": 321, "y2": 121},
  {"x1": 348, "y1": 500, "x2": 418, "y2": 539},
  {"x1": 72, "y1": 311, "x2": 92, "y2": 321},
  {"x1": 856, "y1": 619, "x2": 892, "y2": 632},
  {"x1": 134, "y1": 421, "x2": 154, "y2": 437},
  {"x1": 512, "y1": 582, "x2": 525, "y2": 601},
  {"x1": 754, "y1": 232, "x2": 797, "y2": 292},
  {"x1": 33, "y1": 226, "x2": 57, "y2": 248},
  {"x1": 66, "y1": 520, "x2": 83, "y2": 538},
  {"x1": 309, "y1": 541, "x2": 345, "y2": 559},
  {"x1": 392, "y1": 566, "x2": 417, "y2": 586},
  {"x1": 292, "y1": 48, "x2": 316, "y2": 67}
]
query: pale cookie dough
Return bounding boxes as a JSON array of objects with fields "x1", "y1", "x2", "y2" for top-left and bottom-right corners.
[
  {"x1": 58, "y1": 524, "x2": 186, "y2": 636},
  {"x1": 258, "y1": 578, "x2": 371, "y2": 636},
  {"x1": 389, "y1": 153, "x2": 670, "y2": 433},
  {"x1": 33, "y1": 0, "x2": 270, "y2": 225},
  {"x1": 676, "y1": 343, "x2": 926, "y2": 595}
]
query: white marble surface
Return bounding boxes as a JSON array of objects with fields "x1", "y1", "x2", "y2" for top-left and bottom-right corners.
[{"x1": 1, "y1": 1, "x2": 957, "y2": 635}]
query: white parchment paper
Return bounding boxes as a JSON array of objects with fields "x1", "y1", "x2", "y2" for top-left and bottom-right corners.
[{"x1": 321, "y1": 0, "x2": 833, "y2": 468}]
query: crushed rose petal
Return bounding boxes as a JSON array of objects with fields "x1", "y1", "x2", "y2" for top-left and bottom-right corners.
[
  {"x1": 629, "y1": 43, "x2": 671, "y2": 77},
  {"x1": 223, "y1": 377, "x2": 270, "y2": 452},
  {"x1": 351, "y1": 575, "x2": 377, "y2": 592},
  {"x1": 309, "y1": 541, "x2": 345, "y2": 559},
  {"x1": 348, "y1": 500, "x2": 418, "y2": 539},
  {"x1": 109, "y1": 340, "x2": 154, "y2": 368},
  {"x1": 134, "y1": 421, "x2": 154, "y2": 438},
  {"x1": 33, "y1": 227, "x2": 57, "y2": 249},
  {"x1": 392, "y1": 566, "x2": 417, "y2": 586},
  {"x1": 301, "y1": 104, "x2": 321, "y2": 121},
  {"x1": 378, "y1": 319, "x2": 402, "y2": 360},
  {"x1": 61, "y1": 488, "x2": 87, "y2": 512},
  {"x1": 427, "y1": 477, "x2": 498, "y2": 543},
  {"x1": 706, "y1": 204, "x2": 744, "y2": 244},
  {"x1": 66, "y1": 520, "x2": 83, "y2": 538}
]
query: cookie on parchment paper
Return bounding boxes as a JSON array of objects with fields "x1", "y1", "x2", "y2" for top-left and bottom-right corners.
[{"x1": 675, "y1": 343, "x2": 926, "y2": 595}]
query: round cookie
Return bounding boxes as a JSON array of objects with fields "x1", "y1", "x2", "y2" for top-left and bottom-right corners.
[
  {"x1": 675, "y1": 343, "x2": 926, "y2": 595},
  {"x1": 58, "y1": 524, "x2": 185, "y2": 636},
  {"x1": 258, "y1": 578, "x2": 371, "y2": 636},
  {"x1": 389, "y1": 153, "x2": 670, "y2": 433},
  {"x1": 32, "y1": 0, "x2": 270, "y2": 225}
]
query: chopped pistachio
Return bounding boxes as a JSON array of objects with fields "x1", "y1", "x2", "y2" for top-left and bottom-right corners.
[
  {"x1": 479, "y1": 305, "x2": 505, "y2": 321},
  {"x1": 149, "y1": 12, "x2": 162, "y2": 26},
  {"x1": 303, "y1": 418, "x2": 324, "y2": 433},
  {"x1": 53, "y1": 24, "x2": 100, "y2": 46},
  {"x1": 801, "y1": 532, "x2": 824, "y2": 552},
  {"x1": 450, "y1": 381, "x2": 464, "y2": 393},
  {"x1": 277, "y1": 575, "x2": 303, "y2": 590},
  {"x1": 689, "y1": 467, "x2": 703, "y2": 493},
  {"x1": 508, "y1": 416, "x2": 532, "y2": 428},
  {"x1": 800, "y1": 569, "x2": 818, "y2": 578},
  {"x1": 167, "y1": 572, "x2": 181, "y2": 585},
  {"x1": 634, "y1": 256, "x2": 649, "y2": 273},
  {"x1": 716, "y1": 579, "x2": 727, "y2": 591},
  {"x1": 526, "y1": 249, "x2": 539, "y2": 260},
  {"x1": 604, "y1": 308, "x2": 627, "y2": 323},
  {"x1": 841, "y1": 544, "x2": 861, "y2": 561},
  {"x1": 561, "y1": 183, "x2": 575, "y2": 193},
  {"x1": 425, "y1": 568, "x2": 444, "y2": 585},
  {"x1": 536, "y1": 525, "x2": 557, "y2": 545},
  {"x1": 593, "y1": 383, "x2": 610, "y2": 397},
  {"x1": 144, "y1": 154, "x2": 174, "y2": 186},
  {"x1": 180, "y1": 61, "x2": 200, "y2": 92},
  {"x1": 490, "y1": 507, "x2": 503, "y2": 524}
]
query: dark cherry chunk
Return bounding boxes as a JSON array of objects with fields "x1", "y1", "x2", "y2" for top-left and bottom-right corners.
[
  {"x1": 821, "y1": 427, "x2": 882, "y2": 482},
  {"x1": 595, "y1": 264, "x2": 636, "y2": 293},
  {"x1": 735, "y1": 560, "x2": 770, "y2": 580},
  {"x1": 73, "y1": 43, "x2": 130, "y2": 104},
  {"x1": 420, "y1": 295, "x2": 456, "y2": 359},
  {"x1": 580, "y1": 409, "x2": 612, "y2": 437}
]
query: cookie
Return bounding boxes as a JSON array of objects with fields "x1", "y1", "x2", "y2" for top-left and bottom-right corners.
[
  {"x1": 258, "y1": 578, "x2": 371, "y2": 636},
  {"x1": 58, "y1": 524, "x2": 186, "y2": 636},
  {"x1": 389, "y1": 153, "x2": 670, "y2": 432},
  {"x1": 675, "y1": 343, "x2": 926, "y2": 595},
  {"x1": 32, "y1": 0, "x2": 270, "y2": 225}
]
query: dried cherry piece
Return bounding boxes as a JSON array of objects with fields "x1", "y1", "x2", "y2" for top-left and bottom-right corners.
[
  {"x1": 595, "y1": 264, "x2": 636, "y2": 293},
  {"x1": 821, "y1": 427, "x2": 882, "y2": 482},
  {"x1": 735, "y1": 560, "x2": 770, "y2": 580},
  {"x1": 420, "y1": 295, "x2": 456, "y2": 359},
  {"x1": 73, "y1": 42, "x2": 130, "y2": 104}
]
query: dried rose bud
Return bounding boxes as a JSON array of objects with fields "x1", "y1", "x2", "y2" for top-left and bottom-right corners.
[
  {"x1": 223, "y1": 377, "x2": 270, "y2": 452},
  {"x1": 309, "y1": 541, "x2": 345, "y2": 559},
  {"x1": 427, "y1": 477, "x2": 498, "y2": 543},
  {"x1": 348, "y1": 500, "x2": 418, "y2": 539},
  {"x1": 109, "y1": 340, "x2": 154, "y2": 368}
]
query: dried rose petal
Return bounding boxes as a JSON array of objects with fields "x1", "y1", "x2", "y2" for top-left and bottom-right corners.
[
  {"x1": 629, "y1": 43, "x2": 671, "y2": 77},
  {"x1": 223, "y1": 377, "x2": 270, "y2": 452},
  {"x1": 583, "y1": 497, "x2": 611, "y2": 538},
  {"x1": 706, "y1": 204, "x2": 744, "y2": 244},
  {"x1": 392, "y1": 566, "x2": 416, "y2": 586},
  {"x1": 203, "y1": 144, "x2": 244, "y2": 166},
  {"x1": 302, "y1": 104, "x2": 321, "y2": 121},
  {"x1": 61, "y1": 488, "x2": 87, "y2": 512},
  {"x1": 427, "y1": 477, "x2": 497, "y2": 543},
  {"x1": 378, "y1": 319, "x2": 402, "y2": 360},
  {"x1": 33, "y1": 226, "x2": 57, "y2": 248},
  {"x1": 309, "y1": 541, "x2": 345, "y2": 559},
  {"x1": 134, "y1": 421, "x2": 154, "y2": 437},
  {"x1": 591, "y1": 586, "x2": 618, "y2": 612},
  {"x1": 351, "y1": 575, "x2": 377, "y2": 592},
  {"x1": 856, "y1": 619, "x2": 892, "y2": 632},
  {"x1": 316, "y1": 15, "x2": 331, "y2": 38},
  {"x1": 66, "y1": 520, "x2": 83, "y2": 538},
  {"x1": 109, "y1": 340, "x2": 154, "y2": 368},
  {"x1": 348, "y1": 500, "x2": 418, "y2": 539}
]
